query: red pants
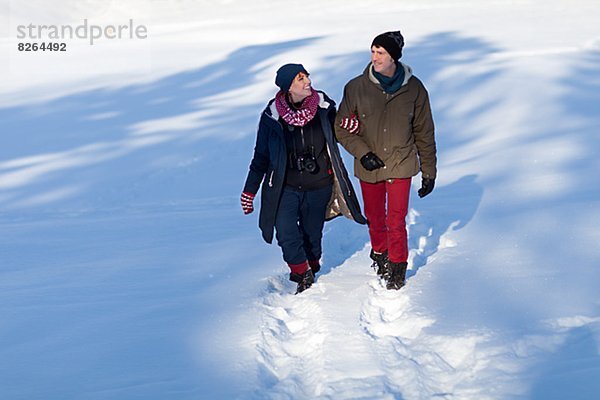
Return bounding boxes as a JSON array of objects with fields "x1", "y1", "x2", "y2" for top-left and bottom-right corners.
[{"x1": 360, "y1": 178, "x2": 411, "y2": 263}]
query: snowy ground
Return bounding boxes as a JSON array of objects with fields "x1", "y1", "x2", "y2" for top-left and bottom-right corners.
[{"x1": 1, "y1": 1, "x2": 599, "y2": 399}]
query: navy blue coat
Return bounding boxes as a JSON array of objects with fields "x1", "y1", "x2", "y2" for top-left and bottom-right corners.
[{"x1": 243, "y1": 91, "x2": 367, "y2": 244}]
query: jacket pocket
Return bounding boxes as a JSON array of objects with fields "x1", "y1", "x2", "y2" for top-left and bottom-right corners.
[
  {"x1": 386, "y1": 144, "x2": 419, "y2": 177},
  {"x1": 389, "y1": 144, "x2": 417, "y2": 164}
]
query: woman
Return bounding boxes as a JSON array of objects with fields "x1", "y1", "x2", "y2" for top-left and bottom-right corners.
[{"x1": 241, "y1": 63, "x2": 366, "y2": 294}]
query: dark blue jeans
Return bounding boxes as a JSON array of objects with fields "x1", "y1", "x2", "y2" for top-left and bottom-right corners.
[{"x1": 274, "y1": 184, "x2": 333, "y2": 266}]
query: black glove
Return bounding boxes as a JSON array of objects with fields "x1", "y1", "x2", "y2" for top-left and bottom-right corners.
[
  {"x1": 360, "y1": 152, "x2": 385, "y2": 171},
  {"x1": 418, "y1": 178, "x2": 435, "y2": 198}
]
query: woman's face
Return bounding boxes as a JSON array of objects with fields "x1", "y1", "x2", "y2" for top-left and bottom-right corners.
[{"x1": 288, "y1": 72, "x2": 312, "y2": 103}]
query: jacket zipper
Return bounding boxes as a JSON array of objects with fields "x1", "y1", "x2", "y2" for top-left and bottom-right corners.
[
  {"x1": 341, "y1": 170, "x2": 352, "y2": 196},
  {"x1": 326, "y1": 147, "x2": 352, "y2": 197},
  {"x1": 268, "y1": 170, "x2": 274, "y2": 187},
  {"x1": 300, "y1": 127, "x2": 305, "y2": 176},
  {"x1": 268, "y1": 116, "x2": 283, "y2": 188}
]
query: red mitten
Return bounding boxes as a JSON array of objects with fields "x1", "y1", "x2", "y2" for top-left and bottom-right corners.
[
  {"x1": 240, "y1": 192, "x2": 255, "y2": 214},
  {"x1": 339, "y1": 114, "x2": 360, "y2": 134}
]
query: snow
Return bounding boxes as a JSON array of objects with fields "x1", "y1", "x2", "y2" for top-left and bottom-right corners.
[{"x1": 1, "y1": 0, "x2": 599, "y2": 399}]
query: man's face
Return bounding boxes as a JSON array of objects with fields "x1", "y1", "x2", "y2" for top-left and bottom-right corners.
[
  {"x1": 288, "y1": 72, "x2": 312, "y2": 102},
  {"x1": 371, "y1": 46, "x2": 396, "y2": 77}
]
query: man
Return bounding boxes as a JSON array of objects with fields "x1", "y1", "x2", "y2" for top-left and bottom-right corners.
[{"x1": 335, "y1": 30, "x2": 437, "y2": 290}]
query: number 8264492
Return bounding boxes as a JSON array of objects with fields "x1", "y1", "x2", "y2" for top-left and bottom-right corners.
[{"x1": 18, "y1": 42, "x2": 67, "y2": 52}]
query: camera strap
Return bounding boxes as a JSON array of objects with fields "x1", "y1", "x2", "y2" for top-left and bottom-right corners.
[
  {"x1": 301, "y1": 126, "x2": 317, "y2": 157},
  {"x1": 288, "y1": 123, "x2": 318, "y2": 169}
]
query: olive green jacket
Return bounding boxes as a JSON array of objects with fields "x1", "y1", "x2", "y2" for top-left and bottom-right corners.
[{"x1": 335, "y1": 62, "x2": 437, "y2": 183}]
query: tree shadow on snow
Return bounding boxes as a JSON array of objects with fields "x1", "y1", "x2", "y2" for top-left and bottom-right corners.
[
  {"x1": 6, "y1": 30, "x2": 576, "y2": 399},
  {"x1": 528, "y1": 323, "x2": 600, "y2": 400},
  {"x1": 0, "y1": 36, "x2": 327, "y2": 400},
  {"x1": 407, "y1": 174, "x2": 483, "y2": 279},
  {"x1": 0, "y1": 37, "x2": 322, "y2": 212}
]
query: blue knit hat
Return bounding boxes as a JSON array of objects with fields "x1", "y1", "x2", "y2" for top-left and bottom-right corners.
[{"x1": 275, "y1": 63, "x2": 309, "y2": 92}]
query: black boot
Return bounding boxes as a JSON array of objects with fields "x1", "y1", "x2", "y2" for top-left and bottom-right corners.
[
  {"x1": 309, "y1": 260, "x2": 321, "y2": 276},
  {"x1": 289, "y1": 269, "x2": 314, "y2": 294},
  {"x1": 385, "y1": 261, "x2": 408, "y2": 290},
  {"x1": 369, "y1": 249, "x2": 389, "y2": 277}
]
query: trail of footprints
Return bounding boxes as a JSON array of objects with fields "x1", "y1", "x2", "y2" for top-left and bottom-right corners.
[
  {"x1": 251, "y1": 208, "x2": 590, "y2": 399},
  {"x1": 254, "y1": 263, "x2": 537, "y2": 399},
  {"x1": 252, "y1": 218, "x2": 527, "y2": 399},
  {"x1": 255, "y1": 276, "x2": 329, "y2": 399}
]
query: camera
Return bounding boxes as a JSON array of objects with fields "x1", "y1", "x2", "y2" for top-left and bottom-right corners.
[{"x1": 292, "y1": 146, "x2": 319, "y2": 174}]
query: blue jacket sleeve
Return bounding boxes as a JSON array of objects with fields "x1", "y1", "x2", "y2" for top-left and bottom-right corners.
[{"x1": 243, "y1": 115, "x2": 270, "y2": 194}]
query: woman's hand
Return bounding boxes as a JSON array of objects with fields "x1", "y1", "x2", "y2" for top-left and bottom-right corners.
[
  {"x1": 240, "y1": 192, "x2": 255, "y2": 214},
  {"x1": 339, "y1": 114, "x2": 360, "y2": 134}
]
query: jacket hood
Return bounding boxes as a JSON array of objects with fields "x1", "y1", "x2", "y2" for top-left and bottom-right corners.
[
  {"x1": 264, "y1": 90, "x2": 335, "y2": 121},
  {"x1": 364, "y1": 62, "x2": 413, "y2": 87}
]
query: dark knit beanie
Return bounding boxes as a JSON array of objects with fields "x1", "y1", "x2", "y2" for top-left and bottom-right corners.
[
  {"x1": 275, "y1": 63, "x2": 309, "y2": 92},
  {"x1": 371, "y1": 31, "x2": 405, "y2": 61}
]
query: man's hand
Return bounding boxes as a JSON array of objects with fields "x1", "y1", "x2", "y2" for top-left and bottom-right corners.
[
  {"x1": 418, "y1": 178, "x2": 435, "y2": 198},
  {"x1": 360, "y1": 152, "x2": 385, "y2": 171}
]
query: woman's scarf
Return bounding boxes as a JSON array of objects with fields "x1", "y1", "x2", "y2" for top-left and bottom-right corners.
[{"x1": 275, "y1": 88, "x2": 320, "y2": 127}]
